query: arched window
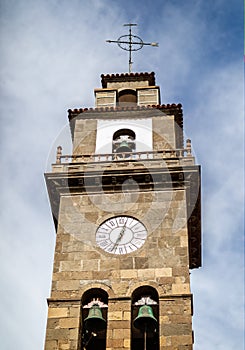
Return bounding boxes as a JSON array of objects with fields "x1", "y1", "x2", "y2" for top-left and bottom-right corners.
[
  {"x1": 80, "y1": 288, "x2": 108, "y2": 350},
  {"x1": 131, "y1": 286, "x2": 159, "y2": 350},
  {"x1": 118, "y1": 89, "x2": 137, "y2": 106},
  {"x1": 112, "y1": 128, "x2": 136, "y2": 155}
]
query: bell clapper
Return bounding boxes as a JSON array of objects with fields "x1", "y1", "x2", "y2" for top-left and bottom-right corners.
[
  {"x1": 82, "y1": 330, "x2": 97, "y2": 350},
  {"x1": 144, "y1": 324, "x2": 147, "y2": 350}
]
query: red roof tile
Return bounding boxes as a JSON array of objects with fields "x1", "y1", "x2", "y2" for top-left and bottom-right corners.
[
  {"x1": 68, "y1": 103, "x2": 182, "y2": 118},
  {"x1": 101, "y1": 72, "x2": 156, "y2": 88}
]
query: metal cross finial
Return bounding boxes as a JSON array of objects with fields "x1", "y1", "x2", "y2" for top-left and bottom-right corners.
[{"x1": 106, "y1": 23, "x2": 158, "y2": 73}]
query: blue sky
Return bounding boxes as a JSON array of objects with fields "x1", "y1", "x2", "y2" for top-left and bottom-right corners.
[{"x1": 0, "y1": 0, "x2": 244, "y2": 349}]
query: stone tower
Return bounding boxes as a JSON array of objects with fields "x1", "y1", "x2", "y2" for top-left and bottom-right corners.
[{"x1": 44, "y1": 72, "x2": 201, "y2": 350}]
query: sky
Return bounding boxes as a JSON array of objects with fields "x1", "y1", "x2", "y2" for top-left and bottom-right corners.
[{"x1": 0, "y1": 0, "x2": 244, "y2": 349}]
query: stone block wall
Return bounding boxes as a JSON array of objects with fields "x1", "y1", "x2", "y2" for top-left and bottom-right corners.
[
  {"x1": 152, "y1": 115, "x2": 176, "y2": 150},
  {"x1": 45, "y1": 300, "x2": 80, "y2": 350},
  {"x1": 107, "y1": 299, "x2": 131, "y2": 350},
  {"x1": 44, "y1": 188, "x2": 193, "y2": 349},
  {"x1": 95, "y1": 90, "x2": 116, "y2": 108},
  {"x1": 137, "y1": 88, "x2": 159, "y2": 106},
  {"x1": 159, "y1": 296, "x2": 193, "y2": 349},
  {"x1": 72, "y1": 119, "x2": 97, "y2": 155}
]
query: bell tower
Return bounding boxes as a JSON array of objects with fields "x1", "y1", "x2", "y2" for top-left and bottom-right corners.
[{"x1": 44, "y1": 71, "x2": 201, "y2": 350}]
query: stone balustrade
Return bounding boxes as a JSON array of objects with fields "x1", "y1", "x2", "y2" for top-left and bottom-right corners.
[{"x1": 52, "y1": 140, "x2": 194, "y2": 173}]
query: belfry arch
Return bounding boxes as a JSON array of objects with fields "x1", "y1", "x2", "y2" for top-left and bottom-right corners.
[{"x1": 118, "y1": 89, "x2": 137, "y2": 106}]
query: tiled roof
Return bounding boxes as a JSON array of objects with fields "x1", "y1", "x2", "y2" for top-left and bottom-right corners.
[
  {"x1": 101, "y1": 72, "x2": 155, "y2": 88},
  {"x1": 68, "y1": 103, "x2": 182, "y2": 119}
]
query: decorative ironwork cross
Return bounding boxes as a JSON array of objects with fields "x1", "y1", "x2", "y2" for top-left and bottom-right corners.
[{"x1": 106, "y1": 23, "x2": 158, "y2": 73}]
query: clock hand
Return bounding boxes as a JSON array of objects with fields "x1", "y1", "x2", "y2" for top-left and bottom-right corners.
[
  {"x1": 112, "y1": 225, "x2": 127, "y2": 250},
  {"x1": 119, "y1": 225, "x2": 126, "y2": 238}
]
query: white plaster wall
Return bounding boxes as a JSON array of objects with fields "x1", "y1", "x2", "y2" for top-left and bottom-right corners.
[{"x1": 95, "y1": 119, "x2": 152, "y2": 154}]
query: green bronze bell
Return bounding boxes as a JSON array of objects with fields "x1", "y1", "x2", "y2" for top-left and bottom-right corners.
[
  {"x1": 84, "y1": 304, "x2": 106, "y2": 332},
  {"x1": 133, "y1": 305, "x2": 157, "y2": 332},
  {"x1": 115, "y1": 140, "x2": 132, "y2": 153}
]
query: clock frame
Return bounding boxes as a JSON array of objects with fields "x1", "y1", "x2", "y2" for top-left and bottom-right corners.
[{"x1": 95, "y1": 216, "x2": 147, "y2": 255}]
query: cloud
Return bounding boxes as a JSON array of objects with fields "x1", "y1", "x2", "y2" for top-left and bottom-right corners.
[
  {"x1": 0, "y1": 0, "x2": 243, "y2": 349},
  {"x1": 190, "y1": 59, "x2": 244, "y2": 348}
]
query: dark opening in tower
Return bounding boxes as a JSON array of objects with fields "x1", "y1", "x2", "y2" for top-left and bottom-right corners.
[
  {"x1": 80, "y1": 288, "x2": 108, "y2": 350},
  {"x1": 131, "y1": 286, "x2": 159, "y2": 350},
  {"x1": 118, "y1": 89, "x2": 137, "y2": 106}
]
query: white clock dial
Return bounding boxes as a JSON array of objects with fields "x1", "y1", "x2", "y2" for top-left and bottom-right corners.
[{"x1": 96, "y1": 216, "x2": 147, "y2": 255}]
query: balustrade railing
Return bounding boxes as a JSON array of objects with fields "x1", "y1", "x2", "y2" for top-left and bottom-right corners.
[{"x1": 55, "y1": 139, "x2": 193, "y2": 165}]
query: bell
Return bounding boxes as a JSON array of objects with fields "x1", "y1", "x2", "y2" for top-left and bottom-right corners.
[
  {"x1": 115, "y1": 140, "x2": 132, "y2": 154},
  {"x1": 133, "y1": 305, "x2": 157, "y2": 332},
  {"x1": 84, "y1": 305, "x2": 106, "y2": 332}
]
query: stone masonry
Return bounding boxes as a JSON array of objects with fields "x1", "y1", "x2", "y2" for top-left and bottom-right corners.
[{"x1": 45, "y1": 188, "x2": 193, "y2": 350}]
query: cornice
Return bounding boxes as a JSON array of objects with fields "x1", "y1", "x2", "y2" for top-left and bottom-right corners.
[{"x1": 101, "y1": 72, "x2": 156, "y2": 88}]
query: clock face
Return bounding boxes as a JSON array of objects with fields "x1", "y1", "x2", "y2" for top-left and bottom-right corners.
[{"x1": 96, "y1": 216, "x2": 147, "y2": 255}]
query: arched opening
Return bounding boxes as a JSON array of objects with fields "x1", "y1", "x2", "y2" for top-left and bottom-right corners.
[
  {"x1": 118, "y1": 89, "x2": 137, "y2": 106},
  {"x1": 113, "y1": 129, "x2": 136, "y2": 141},
  {"x1": 131, "y1": 286, "x2": 159, "y2": 350},
  {"x1": 80, "y1": 288, "x2": 108, "y2": 350},
  {"x1": 112, "y1": 128, "x2": 136, "y2": 156}
]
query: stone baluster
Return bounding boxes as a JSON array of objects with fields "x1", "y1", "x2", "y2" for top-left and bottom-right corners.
[
  {"x1": 186, "y1": 139, "x2": 192, "y2": 157},
  {"x1": 56, "y1": 146, "x2": 62, "y2": 164}
]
